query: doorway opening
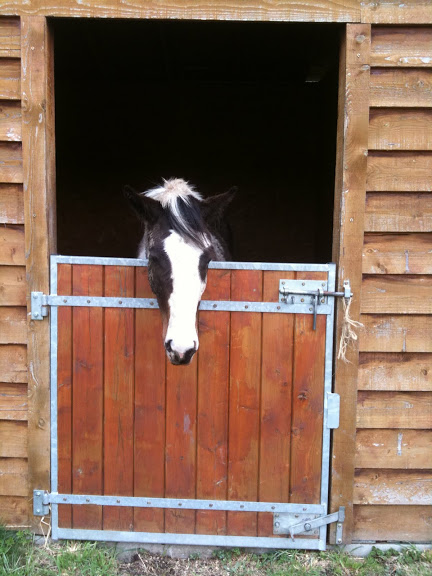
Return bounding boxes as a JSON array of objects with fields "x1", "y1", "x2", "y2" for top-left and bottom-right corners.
[{"x1": 53, "y1": 19, "x2": 340, "y2": 263}]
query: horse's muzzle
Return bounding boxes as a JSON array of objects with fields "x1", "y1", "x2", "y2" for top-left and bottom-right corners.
[{"x1": 165, "y1": 339, "x2": 197, "y2": 366}]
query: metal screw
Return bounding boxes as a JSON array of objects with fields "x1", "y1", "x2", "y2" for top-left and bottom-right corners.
[
  {"x1": 337, "y1": 539, "x2": 342, "y2": 544},
  {"x1": 295, "y1": 514, "x2": 299, "y2": 518},
  {"x1": 87, "y1": 299, "x2": 90, "y2": 303},
  {"x1": 302, "y1": 282, "x2": 305, "y2": 286},
  {"x1": 304, "y1": 523, "x2": 312, "y2": 531},
  {"x1": 209, "y1": 504, "x2": 213, "y2": 507},
  {"x1": 34, "y1": 313, "x2": 39, "y2": 318},
  {"x1": 36, "y1": 508, "x2": 41, "y2": 513},
  {"x1": 63, "y1": 299, "x2": 67, "y2": 303},
  {"x1": 271, "y1": 506, "x2": 275, "y2": 510},
  {"x1": 282, "y1": 281, "x2": 285, "y2": 285},
  {"x1": 118, "y1": 300, "x2": 122, "y2": 305},
  {"x1": 86, "y1": 499, "x2": 90, "y2": 503},
  {"x1": 321, "y1": 299, "x2": 325, "y2": 303},
  {"x1": 240, "y1": 505, "x2": 244, "y2": 509},
  {"x1": 63, "y1": 498, "x2": 67, "y2": 502},
  {"x1": 213, "y1": 304, "x2": 217, "y2": 308},
  {"x1": 33, "y1": 294, "x2": 37, "y2": 299},
  {"x1": 150, "y1": 302, "x2": 154, "y2": 306},
  {"x1": 245, "y1": 305, "x2": 248, "y2": 310},
  {"x1": 275, "y1": 522, "x2": 280, "y2": 528},
  {"x1": 301, "y1": 298, "x2": 304, "y2": 303},
  {"x1": 277, "y1": 306, "x2": 280, "y2": 310},
  {"x1": 309, "y1": 308, "x2": 313, "y2": 312},
  {"x1": 117, "y1": 499, "x2": 120, "y2": 504},
  {"x1": 178, "y1": 503, "x2": 182, "y2": 506}
]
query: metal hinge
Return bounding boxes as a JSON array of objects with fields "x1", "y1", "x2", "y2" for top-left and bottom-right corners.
[
  {"x1": 279, "y1": 279, "x2": 352, "y2": 330},
  {"x1": 274, "y1": 507, "x2": 345, "y2": 542},
  {"x1": 31, "y1": 292, "x2": 49, "y2": 320},
  {"x1": 33, "y1": 490, "x2": 50, "y2": 516}
]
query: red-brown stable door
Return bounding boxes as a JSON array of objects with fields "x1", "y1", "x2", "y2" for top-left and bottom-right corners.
[{"x1": 53, "y1": 258, "x2": 334, "y2": 548}]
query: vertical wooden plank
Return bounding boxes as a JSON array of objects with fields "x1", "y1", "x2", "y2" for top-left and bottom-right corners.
[
  {"x1": 21, "y1": 15, "x2": 56, "y2": 532},
  {"x1": 290, "y1": 273, "x2": 326, "y2": 505},
  {"x1": 330, "y1": 23, "x2": 371, "y2": 544},
  {"x1": 134, "y1": 267, "x2": 166, "y2": 533},
  {"x1": 258, "y1": 271, "x2": 294, "y2": 536},
  {"x1": 72, "y1": 265, "x2": 103, "y2": 529},
  {"x1": 103, "y1": 266, "x2": 134, "y2": 531},
  {"x1": 196, "y1": 269, "x2": 230, "y2": 535},
  {"x1": 227, "y1": 270, "x2": 262, "y2": 536},
  {"x1": 57, "y1": 264, "x2": 72, "y2": 528},
  {"x1": 165, "y1": 334, "x2": 198, "y2": 534}
]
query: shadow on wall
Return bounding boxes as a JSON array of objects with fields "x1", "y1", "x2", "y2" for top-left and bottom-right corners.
[{"x1": 54, "y1": 19, "x2": 340, "y2": 263}]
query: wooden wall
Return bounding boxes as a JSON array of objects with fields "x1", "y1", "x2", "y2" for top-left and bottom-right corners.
[
  {"x1": 0, "y1": 16, "x2": 28, "y2": 528},
  {"x1": 355, "y1": 26, "x2": 432, "y2": 542}
]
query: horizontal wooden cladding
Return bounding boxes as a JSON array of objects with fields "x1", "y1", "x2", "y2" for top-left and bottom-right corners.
[
  {"x1": 360, "y1": 314, "x2": 432, "y2": 353},
  {"x1": 0, "y1": 58, "x2": 20, "y2": 100},
  {"x1": 0, "y1": 495, "x2": 28, "y2": 526},
  {"x1": 356, "y1": 429, "x2": 432, "y2": 469},
  {"x1": 0, "y1": 142, "x2": 22, "y2": 183},
  {"x1": 0, "y1": 18, "x2": 20, "y2": 58},
  {"x1": 0, "y1": 382, "x2": 27, "y2": 420},
  {"x1": 0, "y1": 224, "x2": 24, "y2": 265},
  {"x1": 362, "y1": 1, "x2": 432, "y2": 25},
  {"x1": 0, "y1": 420, "x2": 27, "y2": 457},
  {"x1": 354, "y1": 469, "x2": 432, "y2": 505},
  {"x1": 364, "y1": 192, "x2": 432, "y2": 233},
  {"x1": 354, "y1": 505, "x2": 432, "y2": 542},
  {"x1": 0, "y1": 0, "x2": 360, "y2": 22},
  {"x1": 0, "y1": 265, "x2": 26, "y2": 305},
  {"x1": 361, "y1": 274, "x2": 432, "y2": 314},
  {"x1": 357, "y1": 391, "x2": 432, "y2": 429},
  {"x1": 0, "y1": 101, "x2": 21, "y2": 141},
  {"x1": 0, "y1": 458, "x2": 27, "y2": 496},
  {"x1": 0, "y1": 306, "x2": 26, "y2": 344},
  {"x1": 371, "y1": 27, "x2": 432, "y2": 67},
  {"x1": 0, "y1": 183, "x2": 23, "y2": 224},
  {"x1": 367, "y1": 152, "x2": 432, "y2": 192},
  {"x1": 370, "y1": 69, "x2": 432, "y2": 108},
  {"x1": 359, "y1": 352, "x2": 432, "y2": 391},
  {"x1": 362, "y1": 233, "x2": 432, "y2": 274},
  {"x1": 0, "y1": 344, "x2": 27, "y2": 383},
  {"x1": 369, "y1": 109, "x2": 432, "y2": 151}
]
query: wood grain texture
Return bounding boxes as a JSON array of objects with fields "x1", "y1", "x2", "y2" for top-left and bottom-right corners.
[
  {"x1": 330, "y1": 24, "x2": 371, "y2": 544},
  {"x1": 258, "y1": 271, "x2": 293, "y2": 536},
  {"x1": 72, "y1": 265, "x2": 103, "y2": 530},
  {"x1": 0, "y1": 224, "x2": 24, "y2": 265},
  {"x1": 367, "y1": 152, "x2": 432, "y2": 192},
  {"x1": 361, "y1": 275, "x2": 432, "y2": 314},
  {"x1": 196, "y1": 269, "x2": 230, "y2": 535},
  {"x1": 360, "y1": 314, "x2": 432, "y2": 353},
  {"x1": 0, "y1": 265, "x2": 25, "y2": 304},
  {"x1": 228, "y1": 269, "x2": 262, "y2": 537},
  {"x1": 0, "y1": 382, "x2": 27, "y2": 420},
  {"x1": 0, "y1": 495, "x2": 28, "y2": 526},
  {"x1": 356, "y1": 429, "x2": 432, "y2": 469},
  {"x1": 354, "y1": 469, "x2": 432, "y2": 505},
  {"x1": 0, "y1": 58, "x2": 20, "y2": 100},
  {"x1": 0, "y1": 458, "x2": 27, "y2": 496},
  {"x1": 362, "y1": 233, "x2": 432, "y2": 274},
  {"x1": 369, "y1": 109, "x2": 432, "y2": 151},
  {"x1": 0, "y1": 18, "x2": 20, "y2": 57},
  {"x1": 370, "y1": 69, "x2": 432, "y2": 108},
  {"x1": 357, "y1": 391, "x2": 432, "y2": 429},
  {"x1": 57, "y1": 264, "x2": 71, "y2": 528},
  {"x1": 359, "y1": 352, "x2": 432, "y2": 391},
  {"x1": 364, "y1": 192, "x2": 432, "y2": 233},
  {"x1": 0, "y1": 142, "x2": 22, "y2": 183},
  {"x1": 0, "y1": 344, "x2": 27, "y2": 382},
  {"x1": 362, "y1": 1, "x2": 432, "y2": 25},
  {"x1": 134, "y1": 267, "x2": 166, "y2": 534},
  {"x1": 0, "y1": 419, "x2": 27, "y2": 457},
  {"x1": 103, "y1": 266, "x2": 135, "y2": 532},
  {"x1": 0, "y1": 0, "x2": 360, "y2": 23},
  {"x1": 0, "y1": 306, "x2": 26, "y2": 343},
  {"x1": 354, "y1": 505, "x2": 432, "y2": 542},
  {"x1": 371, "y1": 27, "x2": 432, "y2": 67},
  {"x1": 0, "y1": 184, "x2": 23, "y2": 223},
  {"x1": 21, "y1": 15, "x2": 56, "y2": 532},
  {"x1": 0, "y1": 101, "x2": 21, "y2": 141}
]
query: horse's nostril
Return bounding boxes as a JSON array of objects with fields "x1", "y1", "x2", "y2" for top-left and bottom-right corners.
[
  {"x1": 193, "y1": 340, "x2": 197, "y2": 351},
  {"x1": 165, "y1": 339, "x2": 173, "y2": 353}
]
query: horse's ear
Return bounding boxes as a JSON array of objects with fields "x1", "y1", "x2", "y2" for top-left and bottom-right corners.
[
  {"x1": 124, "y1": 185, "x2": 164, "y2": 225},
  {"x1": 201, "y1": 186, "x2": 237, "y2": 224}
]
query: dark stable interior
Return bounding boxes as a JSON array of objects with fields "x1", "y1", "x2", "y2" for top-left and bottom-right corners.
[{"x1": 53, "y1": 19, "x2": 340, "y2": 263}]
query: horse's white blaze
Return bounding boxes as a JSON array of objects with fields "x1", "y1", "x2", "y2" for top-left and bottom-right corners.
[{"x1": 164, "y1": 231, "x2": 207, "y2": 356}]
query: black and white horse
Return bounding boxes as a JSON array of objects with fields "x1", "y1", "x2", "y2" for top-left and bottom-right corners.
[{"x1": 125, "y1": 179, "x2": 235, "y2": 365}]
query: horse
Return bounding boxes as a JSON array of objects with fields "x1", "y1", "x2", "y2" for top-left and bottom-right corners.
[{"x1": 125, "y1": 178, "x2": 236, "y2": 365}]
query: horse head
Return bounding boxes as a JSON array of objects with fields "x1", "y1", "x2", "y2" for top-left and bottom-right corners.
[{"x1": 125, "y1": 179, "x2": 235, "y2": 365}]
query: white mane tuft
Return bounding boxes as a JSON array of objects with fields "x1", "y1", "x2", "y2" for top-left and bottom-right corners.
[{"x1": 145, "y1": 178, "x2": 202, "y2": 209}]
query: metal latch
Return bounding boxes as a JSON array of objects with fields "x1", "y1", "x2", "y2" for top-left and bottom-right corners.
[
  {"x1": 33, "y1": 490, "x2": 50, "y2": 516},
  {"x1": 31, "y1": 292, "x2": 49, "y2": 320},
  {"x1": 280, "y1": 279, "x2": 352, "y2": 330},
  {"x1": 274, "y1": 506, "x2": 345, "y2": 542}
]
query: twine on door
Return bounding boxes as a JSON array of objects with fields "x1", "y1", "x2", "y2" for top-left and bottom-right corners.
[{"x1": 337, "y1": 296, "x2": 363, "y2": 363}]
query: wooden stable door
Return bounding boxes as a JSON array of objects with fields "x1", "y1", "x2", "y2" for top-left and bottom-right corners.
[{"x1": 53, "y1": 258, "x2": 333, "y2": 545}]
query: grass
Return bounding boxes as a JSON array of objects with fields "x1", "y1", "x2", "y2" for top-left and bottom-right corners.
[{"x1": 1, "y1": 527, "x2": 431, "y2": 576}]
